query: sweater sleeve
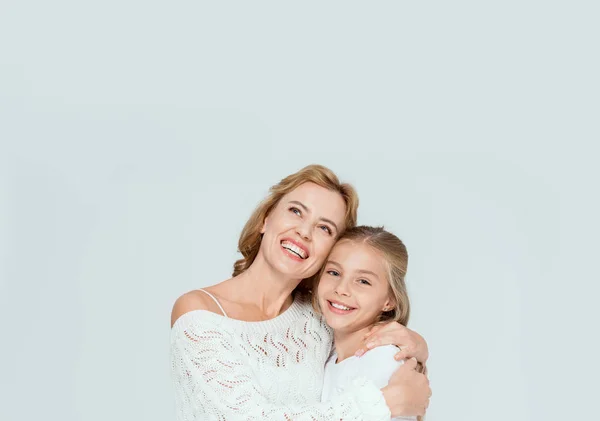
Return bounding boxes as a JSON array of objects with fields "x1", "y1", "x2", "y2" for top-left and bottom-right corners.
[
  {"x1": 356, "y1": 346, "x2": 417, "y2": 421},
  {"x1": 170, "y1": 317, "x2": 391, "y2": 421}
]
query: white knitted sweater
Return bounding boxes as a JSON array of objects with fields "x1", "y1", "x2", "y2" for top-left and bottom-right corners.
[{"x1": 170, "y1": 295, "x2": 392, "y2": 420}]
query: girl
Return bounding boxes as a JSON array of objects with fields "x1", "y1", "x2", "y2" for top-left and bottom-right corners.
[{"x1": 316, "y1": 225, "x2": 428, "y2": 420}]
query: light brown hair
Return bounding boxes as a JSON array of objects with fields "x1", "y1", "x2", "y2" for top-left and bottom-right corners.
[{"x1": 233, "y1": 165, "x2": 359, "y2": 285}]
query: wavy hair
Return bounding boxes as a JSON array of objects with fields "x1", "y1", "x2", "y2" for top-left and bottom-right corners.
[{"x1": 232, "y1": 165, "x2": 359, "y2": 284}]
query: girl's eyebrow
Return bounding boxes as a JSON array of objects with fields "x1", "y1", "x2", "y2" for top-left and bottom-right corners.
[
  {"x1": 326, "y1": 261, "x2": 379, "y2": 280},
  {"x1": 357, "y1": 269, "x2": 380, "y2": 280}
]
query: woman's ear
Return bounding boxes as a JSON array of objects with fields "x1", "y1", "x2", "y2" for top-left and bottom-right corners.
[{"x1": 260, "y1": 216, "x2": 269, "y2": 234}]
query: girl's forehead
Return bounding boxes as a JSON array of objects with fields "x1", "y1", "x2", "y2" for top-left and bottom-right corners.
[
  {"x1": 327, "y1": 240, "x2": 389, "y2": 285},
  {"x1": 331, "y1": 240, "x2": 384, "y2": 265},
  {"x1": 332, "y1": 239, "x2": 369, "y2": 253}
]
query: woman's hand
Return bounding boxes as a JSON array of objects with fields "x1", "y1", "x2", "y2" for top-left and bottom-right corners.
[
  {"x1": 381, "y1": 357, "x2": 431, "y2": 417},
  {"x1": 355, "y1": 322, "x2": 429, "y2": 363}
]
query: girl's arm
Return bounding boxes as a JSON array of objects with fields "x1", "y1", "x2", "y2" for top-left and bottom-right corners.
[{"x1": 352, "y1": 346, "x2": 425, "y2": 420}]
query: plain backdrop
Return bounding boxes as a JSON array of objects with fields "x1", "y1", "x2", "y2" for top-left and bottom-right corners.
[{"x1": 1, "y1": 2, "x2": 598, "y2": 421}]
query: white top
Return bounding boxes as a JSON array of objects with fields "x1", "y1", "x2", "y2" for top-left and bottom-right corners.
[
  {"x1": 322, "y1": 345, "x2": 417, "y2": 421},
  {"x1": 170, "y1": 294, "x2": 392, "y2": 420}
]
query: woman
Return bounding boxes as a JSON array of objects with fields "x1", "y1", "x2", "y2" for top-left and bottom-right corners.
[{"x1": 171, "y1": 165, "x2": 431, "y2": 420}]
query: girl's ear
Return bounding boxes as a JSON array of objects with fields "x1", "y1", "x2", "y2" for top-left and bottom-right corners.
[{"x1": 382, "y1": 295, "x2": 396, "y2": 312}]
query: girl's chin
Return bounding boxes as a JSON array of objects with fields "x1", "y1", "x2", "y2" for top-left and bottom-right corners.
[{"x1": 324, "y1": 318, "x2": 353, "y2": 331}]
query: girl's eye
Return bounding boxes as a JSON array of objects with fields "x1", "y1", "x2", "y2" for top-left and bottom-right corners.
[
  {"x1": 319, "y1": 225, "x2": 332, "y2": 235},
  {"x1": 358, "y1": 279, "x2": 371, "y2": 286},
  {"x1": 289, "y1": 207, "x2": 301, "y2": 216},
  {"x1": 327, "y1": 270, "x2": 340, "y2": 277}
]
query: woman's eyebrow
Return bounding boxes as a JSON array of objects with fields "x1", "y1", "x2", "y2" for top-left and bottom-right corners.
[
  {"x1": 289, "y1": 200, "x2": 309, "y2": 212},
  {"x1": 289, "y1": 200, "x2": 339, "y2": 232}
]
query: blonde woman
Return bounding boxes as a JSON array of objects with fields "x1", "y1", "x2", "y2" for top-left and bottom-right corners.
[
  {"x1": 170, "y1": 165, "x2": 431, "y2": 420},
  {"x1": 316, "y1": 226, "x2": 428, "y2": 420}
]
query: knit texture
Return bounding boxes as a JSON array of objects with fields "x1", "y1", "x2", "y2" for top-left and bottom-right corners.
[{"x1": 170, "y1": 295, "x2": 391, "y2": 420}]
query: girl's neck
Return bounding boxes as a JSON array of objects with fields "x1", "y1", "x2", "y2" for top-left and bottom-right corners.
[{"x1": 333, "y1": 324, "x2": 375, "y2": 363}]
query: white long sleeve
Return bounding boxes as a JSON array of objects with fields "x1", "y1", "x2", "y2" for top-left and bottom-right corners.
[
  {"x1": 170, "y1": 296, "x2": 391, "y2": 421},
  {"x1": 322, "y1": 345, "x2": 417, "y2": 421}
]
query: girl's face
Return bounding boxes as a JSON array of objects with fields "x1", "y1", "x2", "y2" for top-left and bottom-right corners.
[
  {"x1": 258, "y1": 182, "x2": 347, "y2": 281},
  {"x1": 317, "y1": 240, "x2": 394, "y2": 334}
]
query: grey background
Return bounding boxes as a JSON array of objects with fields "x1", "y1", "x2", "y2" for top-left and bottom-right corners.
[{"x1": 1, "y1": 1, "x2": 598, "y2": 420}]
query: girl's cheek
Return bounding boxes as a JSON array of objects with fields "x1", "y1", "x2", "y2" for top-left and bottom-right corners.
[{"x1": 317, "y1": 279, "x2": 331, "y2": 297}]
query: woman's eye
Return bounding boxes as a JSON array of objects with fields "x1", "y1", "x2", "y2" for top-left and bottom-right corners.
[
  {"x1": 327, "y1": 270, "x2": 340, "y2": 277},
  {"x1": 289, "y1": 207, "x2": 301, "y2": 216},
  {"x1": 358, "y1": 279, "x2": 371, "y2": 286},
  {"x1": 319, "y1": 225, "x2": 332, "y2": 235}
]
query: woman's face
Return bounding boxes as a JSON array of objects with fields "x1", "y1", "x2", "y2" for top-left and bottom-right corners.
[
  {"x1": 259, "y1": 182, "x2": 347, "y2": 281},
  {"x1": 317, "y1": 240, "x2": 393, "y2": 334}
]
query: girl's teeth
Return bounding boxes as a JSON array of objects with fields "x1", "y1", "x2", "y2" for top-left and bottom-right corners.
[{"x1": 331, "y1": 302, "x2": 351, "y2": 311}]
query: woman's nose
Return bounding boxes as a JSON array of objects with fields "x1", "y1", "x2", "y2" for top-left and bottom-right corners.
[{"x1": 296, "y1": 222, "x2": 312, "y2": 241}]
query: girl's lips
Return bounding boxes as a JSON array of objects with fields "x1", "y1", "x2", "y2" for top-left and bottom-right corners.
[{"x1": 326, "y1": 300, "x2": 357, "y2": 315}]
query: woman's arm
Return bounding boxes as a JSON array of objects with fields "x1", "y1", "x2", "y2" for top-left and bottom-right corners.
[
  {"x1": 355, "y1": 322, "x2": 429, "y2": 363},
  {"x1": 383, "y1": 358, "x2": 431, "y2": 418},
  {"x1": 171, "y1": 315, "x2": 428, "y2": 420}
]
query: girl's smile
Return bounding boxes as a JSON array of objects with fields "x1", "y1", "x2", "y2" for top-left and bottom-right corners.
[{"x1": 317, "y1": 239, "x2": 394, "y2": 335}]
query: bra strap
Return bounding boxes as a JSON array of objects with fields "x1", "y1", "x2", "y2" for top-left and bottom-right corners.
[{"x1": 197, "y1": 289, "x2": 228, "y2": 317}]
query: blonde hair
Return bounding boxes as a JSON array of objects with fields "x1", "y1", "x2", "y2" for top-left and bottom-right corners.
[
  {"x1": 312, "y1": 225, "x2": 411, "y2": 326},
  {"x1": 313, "y1": 225, "x2": 426, "y2": 417},
  {"x1": 232, "y1": 165, "x2": 359, "y2": 282}
]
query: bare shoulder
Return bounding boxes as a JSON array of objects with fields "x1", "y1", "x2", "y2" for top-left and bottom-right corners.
[{"x1": 171, "y1": 289, "x2": 219, "y2": 327}]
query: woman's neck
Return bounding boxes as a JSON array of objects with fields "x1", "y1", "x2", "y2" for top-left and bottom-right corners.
[
  {"x1": 333, "y1": 325, "x2": 375, "y2": 363},
  {"x1": 229, "y1": 254, "x2": 301, "y2": 318}
]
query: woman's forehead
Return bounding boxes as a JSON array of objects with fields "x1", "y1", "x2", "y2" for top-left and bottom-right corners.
[{"x1": 281, "y1": 183, "x2": 346, "y2": 219}]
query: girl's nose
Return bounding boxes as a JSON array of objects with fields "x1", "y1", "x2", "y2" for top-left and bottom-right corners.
[{"x1": 334, "y1": 278, "x2": 351, "y2": 297}]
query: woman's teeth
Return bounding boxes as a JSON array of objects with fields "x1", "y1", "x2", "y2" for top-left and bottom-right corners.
[{"x1": 282, "y1": 241, "x2": 307, "y2": 259}]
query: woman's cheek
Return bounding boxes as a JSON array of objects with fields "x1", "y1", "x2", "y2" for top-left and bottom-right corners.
[{"x1": 316, "y1": 245, "x2": 332, "y2": 266}]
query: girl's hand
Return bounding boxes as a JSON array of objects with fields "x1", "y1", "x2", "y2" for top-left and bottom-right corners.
[
  {"x1": 355, "y1": 322, "x2": 429, "y2": 363},
  {"x1": 381, "y1": 357, "x2": 431, "y2": 417}
]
